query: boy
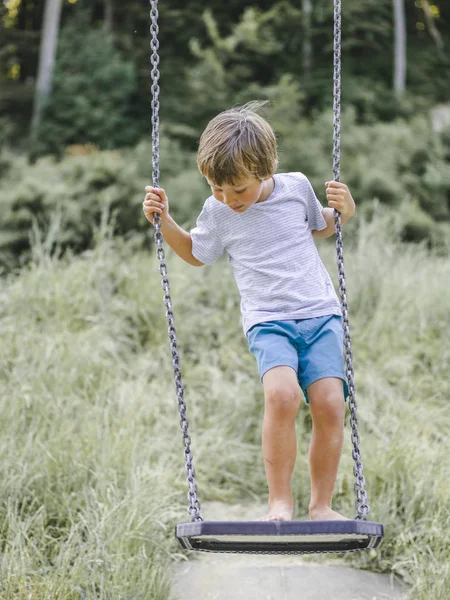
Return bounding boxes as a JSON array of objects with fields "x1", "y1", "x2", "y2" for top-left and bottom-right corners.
[{"x1": 143, "y1": 101, "x2": 356, "y2": 522}]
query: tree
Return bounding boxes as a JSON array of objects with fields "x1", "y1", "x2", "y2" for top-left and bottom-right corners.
[
  {"x1": 302, "y1": 0, "x2": 313, "y2": 80},
  {"x1": 393, "y1": 0, "x2": 406, "y2": 98},
  {"x1": 103, "y1": 0, "x2": 114, "y2": 33},
  {"x1": 33, "y1": 18, "x2": 140, "y2": 156},
  {"x1": 30, "y1": 0, "x2": 63, "y2": 135}
]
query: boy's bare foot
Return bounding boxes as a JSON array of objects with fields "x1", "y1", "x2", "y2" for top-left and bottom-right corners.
[
  {"x1": 259, "y1": 497, "x2": 294, "y2": 522},
  {"x1": 309, "y1": 506, "x2": 349, "y2": 521}
]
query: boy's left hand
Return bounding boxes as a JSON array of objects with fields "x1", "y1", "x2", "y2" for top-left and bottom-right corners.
[{"x1": 325, "y1": 181, "x2": 355, "y2": 219}]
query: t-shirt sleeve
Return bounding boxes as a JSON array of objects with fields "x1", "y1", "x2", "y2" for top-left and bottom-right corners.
[
  {"x1": 304, "y1": 177, "x2": 327, "y2": 232},
  {"x1": 190, "y1": 202, "x2": 224, "y2": 265}
]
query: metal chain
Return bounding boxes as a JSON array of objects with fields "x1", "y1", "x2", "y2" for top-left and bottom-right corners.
[
  {"x1": 149, "y1": 0, "x2": 369, "y2": 523},
  {"x1": 149, "y1": 0, "x2": 203, "y2": 523},
  {"x1": 333, "y1": 0, "x2": 370, "y2": 520}
]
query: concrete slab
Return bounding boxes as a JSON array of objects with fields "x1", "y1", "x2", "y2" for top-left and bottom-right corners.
[{"x1": 171, "y1": 561, "x2": 405, "y2": 600}]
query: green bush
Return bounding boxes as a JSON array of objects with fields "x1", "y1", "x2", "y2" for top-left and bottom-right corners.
[
  {"x1": 31, "y1": 18, "x2": 140, "y2": 157},
  {"x1": 1, "y1": 107, "x2": 450, "y2": 272},
  {"x1": 0, "y1": 136, "x2": 209, "y2": 271},
  {"x1": 273, "y1": 106, "x2": 450, "y2": 225}
]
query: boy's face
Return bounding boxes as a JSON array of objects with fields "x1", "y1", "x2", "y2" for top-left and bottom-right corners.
[{"x1": 207, "y1": 175, "x2": 272, "y2": 213}]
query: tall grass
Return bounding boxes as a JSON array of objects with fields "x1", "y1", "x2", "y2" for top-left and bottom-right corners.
[{"x1": 0, "y1": 208, "x2": 449, "y2": 599}]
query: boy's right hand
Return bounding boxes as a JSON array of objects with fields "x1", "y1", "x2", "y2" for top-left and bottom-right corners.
[{"x1": 143, "y1": 186, "x2": 169, "y2": 225}]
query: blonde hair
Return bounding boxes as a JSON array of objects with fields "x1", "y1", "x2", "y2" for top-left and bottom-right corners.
[{"x1": 197, "y1": 100, "x2": 279, "y2": 187}]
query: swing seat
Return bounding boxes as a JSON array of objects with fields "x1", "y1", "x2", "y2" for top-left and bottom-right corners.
[{"x1": 176, "y1": 519, "x2": 384, "y2": 554}]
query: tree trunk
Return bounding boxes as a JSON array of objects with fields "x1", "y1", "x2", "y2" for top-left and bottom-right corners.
[
  {"x1": 393, "y1": 0, "x2": 406, "y2": 99},
  {"x1": 103, "y1": 0, "x2": 113, "y2": 33},
  {"x1": 302, "y1": 0, "x2": 312, "y2": 81},
  {"x1": 31, "y1": 0, "x2": 63, "y2": 133}
]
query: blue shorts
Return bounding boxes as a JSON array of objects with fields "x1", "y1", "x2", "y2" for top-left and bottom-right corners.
[{"x1": 246, "y1": 315, "x2": 349, "y2": 404}]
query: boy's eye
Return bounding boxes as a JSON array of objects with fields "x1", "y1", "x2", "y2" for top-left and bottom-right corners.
[{"x1": 236, "y1": 189, "x2": 246, "y2": 194}]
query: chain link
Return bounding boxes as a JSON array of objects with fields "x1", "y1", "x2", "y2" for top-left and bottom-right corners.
[
  {"x1": 149, "y1": 0, "x2": 203, "y2": 523},
  {"x1": 333, "y1": 0, "x2": 370, "y2": 520}
]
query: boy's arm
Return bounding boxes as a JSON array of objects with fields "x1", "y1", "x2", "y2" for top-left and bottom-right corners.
[
  {"x1": 143, "y1": 185, "x2": 204, "y2": 266},
  {"x1": 161, "y1": 215, "x2": 204, "y2": 266},
  {"x1": 312, "y1": 207, "x2": 353, "y2": 239},
  {"x1": 312, "y1": 181, "x2": 356, "y2": 239}
]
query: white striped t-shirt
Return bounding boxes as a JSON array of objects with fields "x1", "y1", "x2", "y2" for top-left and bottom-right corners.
[{"x1": 190, "y1": 172, "x2": 342, "y2": 334}]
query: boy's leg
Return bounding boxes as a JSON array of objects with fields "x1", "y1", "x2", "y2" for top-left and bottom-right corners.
[
  {"x1": 306, "y1": 376, "x2": 348, "y2": 521},
  {"x1": 260, "y1": 365, "x2": 302, "y2": 521}
]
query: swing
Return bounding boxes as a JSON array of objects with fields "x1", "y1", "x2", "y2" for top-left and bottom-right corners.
[{"x1": 149, "y1": 0, "x2": 384, "y2": 554}]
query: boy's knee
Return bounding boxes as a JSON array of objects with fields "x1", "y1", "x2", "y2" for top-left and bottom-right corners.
[
  {"x1": 310, "y1": 390, "x2": 345, "y2": 425},
  {"x1": 264, "y1": 385, "x2": 302, "y2": 419}
]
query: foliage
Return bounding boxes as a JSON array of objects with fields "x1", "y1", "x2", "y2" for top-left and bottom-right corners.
[
  {"x1": 0, "y1": 135, "x2": 209, "y2": 272},
  {"x1": 1, "y1": 109, "x2": 450, "y2": 272},
  {"x1": 0, "y1": 209, "x2": 449, "y2": 597},
  {"x1": 1, "y1": 0, "x2": 449, "y2": 152},
  {"x1": 30, "y1": 16, "x2": 141, "y2": 157},
  {"x1": 0, "y1": 116, "x2": 17, "y2": 148}
]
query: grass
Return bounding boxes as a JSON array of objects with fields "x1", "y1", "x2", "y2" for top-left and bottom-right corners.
[{"x1": 0, "y1": 207, "x2": 449, "y2": 599}]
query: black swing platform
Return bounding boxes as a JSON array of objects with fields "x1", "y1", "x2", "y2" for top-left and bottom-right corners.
[{"x1": 176, "y1": 519, "x2": 384, "y2": 554}]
